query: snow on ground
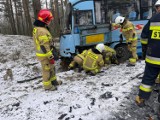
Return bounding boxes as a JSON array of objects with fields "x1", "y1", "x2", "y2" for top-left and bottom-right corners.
[{"x1": 0, "y1": 34, "x2": 159, "y2": 120}]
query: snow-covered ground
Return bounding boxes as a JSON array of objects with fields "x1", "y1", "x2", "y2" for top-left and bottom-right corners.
[{"x1": 0, "y1": 34, "x2": 159, "y2": 120}]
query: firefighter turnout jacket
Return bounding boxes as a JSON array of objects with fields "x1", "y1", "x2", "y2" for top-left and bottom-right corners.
[
  {"x1": 141, "y1": 13, "x2": 160, "y2": 66},
  {"x1": 121, "y1": 20, "x2": 137, "y2": 43},
  {"x1": 102, "y1": 45, "x2": 117, "y2": 65},
  {"x1": 140, "y1": 24, "x2": 148, "y2": 59},
  {"x1": 82, "y1": 48, "x2": 104, "y2": 75},
  {"x1": 33, "y1": 27, "x2": 53, "y2": 60},
  {"x1": 68, "y1": 50, "x2": 87, "y2": 69}
]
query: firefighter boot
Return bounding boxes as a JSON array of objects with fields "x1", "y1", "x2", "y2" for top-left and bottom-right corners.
[
  {"x1": 52, "y1": 80, "x2": 62, "y2": 86},
  {"x1": 49, "y1": 85, "x2": 57, "y2": 91},
  {"x1": 127, "y1": 58, "x2": 136, "y2": 67},
  {"x1": 45, "y1": 85, "x2": 57, "y2": 91},
  {"x1": 135, "y1": 96, "x2": 145, "y2": 107}
]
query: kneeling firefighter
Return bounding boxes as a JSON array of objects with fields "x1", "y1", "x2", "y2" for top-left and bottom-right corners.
[
  {"x1": 82, "y1": 43, "x2": 105, "y2": 75},
  {"x1": 32, "y1": 9, "x2": 62, "y2": 91},
  {"x1": 68, "y1": 50, "x2": 87, "y2": 71},
  {"x1": 102, "y1": 45, "x2": 119, "y2": 65}
]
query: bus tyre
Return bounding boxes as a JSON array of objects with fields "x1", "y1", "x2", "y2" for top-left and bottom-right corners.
[{"x1": 115, "y1": 44, "x2": 130, "y2": 63}]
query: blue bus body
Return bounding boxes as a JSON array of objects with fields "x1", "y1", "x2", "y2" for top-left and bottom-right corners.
[{"x1": 60, "y1": 0, "x2": 154, "y2": 61}]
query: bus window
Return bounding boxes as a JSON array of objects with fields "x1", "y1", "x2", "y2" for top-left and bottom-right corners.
[
  {"x1": 74, "y1": 10, "x2": 93, "y2": 26},
  {"x1": 94, "y1": 0, "x2": 107, "y2": 24},
  {"x1": 107, "y1": 0, "x2": 140, "y2": 22},
  {"x1": 152, "y1": 0, "x2": 158, "y2": 16},
  {"x1": 140, "y1": 0, "x2": 153, "y2": 19}
]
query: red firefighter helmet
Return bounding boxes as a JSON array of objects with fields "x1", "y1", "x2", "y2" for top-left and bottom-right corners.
[{"x1": 37, "y1": 9, "x2": 53, "y2": 24}]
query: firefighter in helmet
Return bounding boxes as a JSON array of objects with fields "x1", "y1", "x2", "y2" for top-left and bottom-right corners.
[
  {"x1": 68, "y1": 50, "x2": 87, "y2": 71},
  {"x1": 114, "y1": 16, "x2": 138, "y2": 66},
  {"x1": 82, "y1": 43, "x2": 105, "y2": 75},
  {"x1": 102, "y1": 45, "x2": 119, "y2": 66},
  {"x1": 32, "y1": 9, "x2": 62, "y2": 91},
  {"x1": 135, "y1": 0, "x2": 160, "y2": 106}
]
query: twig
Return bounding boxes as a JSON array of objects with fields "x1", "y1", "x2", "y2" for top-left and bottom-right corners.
[{"x1": 17, "y1": 76, "x2": 42, "y2": 83}]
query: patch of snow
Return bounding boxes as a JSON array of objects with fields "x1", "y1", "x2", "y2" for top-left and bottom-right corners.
[{"x1": 0, "y1": 34, "x2": 154, "y2": 120}]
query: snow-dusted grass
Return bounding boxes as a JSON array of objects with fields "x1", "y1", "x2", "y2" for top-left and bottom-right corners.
[{"x1": 0, "y1": 34, "x2": 146, "y2": 120}]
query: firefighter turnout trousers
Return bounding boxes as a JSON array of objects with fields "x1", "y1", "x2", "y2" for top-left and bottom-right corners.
[
  {"x1": 139, "y1": 64, "x2": 160, "y2": 99},
  {"x1": 39, "y1": 58, "x2": 56, "y2": 90}
]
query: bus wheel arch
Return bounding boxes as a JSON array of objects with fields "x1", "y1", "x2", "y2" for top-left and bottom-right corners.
[{"x1": 115, "y1": 43, "x2": 130, "y2": 63}]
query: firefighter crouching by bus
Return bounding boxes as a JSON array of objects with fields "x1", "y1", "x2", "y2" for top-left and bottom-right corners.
[
  {"x1": 82, "y1": 43, "x2": 105, "y2": 75},
  {"x1": 32, "y1": 9, "x2": 62, "y2": 91},
  {"x1": 114, "y1": 16, "x2": 138, "y2": 66},
  {"x1": 68, "y1": 50, "x2": 87, "y2": 71},
  {"x1": 102, "y1": 45, "x2": 119, "y2": 66},
  {"x1": 135, "y1": 0, "x2": 160, "y2": 106}
]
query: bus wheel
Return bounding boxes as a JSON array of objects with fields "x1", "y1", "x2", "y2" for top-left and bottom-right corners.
[{"x1": 115, "y1": 44, "x2": 130, "y2": 63}]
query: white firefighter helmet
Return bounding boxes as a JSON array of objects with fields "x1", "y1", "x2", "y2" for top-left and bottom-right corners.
[
  {"x1": 96, "y1": 43, "x2": 105, "y2": 53},
  {"x1": 115, "y1": 16, "x2": 125, "y2": 24},
  {"x1": 155, "y1": 0, "x2": 160, "y2": 6}
]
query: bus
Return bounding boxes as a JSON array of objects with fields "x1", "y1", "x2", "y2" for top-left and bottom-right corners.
[{"x1": 60, "y1": 0, "x2": 157, "y2": 62}]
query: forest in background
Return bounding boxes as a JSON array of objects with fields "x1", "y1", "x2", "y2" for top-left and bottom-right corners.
[{"x1": 0, "y1": 0, "x2": 67, "y2": 37}]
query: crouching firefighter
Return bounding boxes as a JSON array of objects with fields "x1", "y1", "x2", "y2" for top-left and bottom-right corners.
[
  {"x1": 68, "y1": 50, "x2": 87, "y2": 71},
  {"x1": 102, "y1": 45, "x2": 119, "y2": 66},
  {"x1": 135, "y1": 2, "x2": 160, "y2": 106},
  {"x1": 32, "y1": 9, "x2": 62, "y2": 91},
  {"x1": 82, "y1": 43, "x2": 105, "y2": 75}
]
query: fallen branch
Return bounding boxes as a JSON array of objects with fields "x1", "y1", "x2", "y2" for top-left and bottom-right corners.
[
  {"x1": 130, "y1": 72, "x2": 144, "y2": 80},
  {"x1": 17, "y1": 76, "x2": 42, "y2": 83},
  {"x1": 122, "y1": 72, "x2": 144, "y2": 86}
]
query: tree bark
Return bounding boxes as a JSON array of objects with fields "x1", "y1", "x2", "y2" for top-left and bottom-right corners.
[
  {"x1": 32, "y1": 0, "x2": 41, "y2": 19},
  {"x1": 53, "y1": 0, "x2": 60, "y2": 37},
  {"x1": 22, "y1": 0, "x2": 33, "y2": 36},
  {"x1": 5, "y1": 0, "x2": 17, "y2": 34}
]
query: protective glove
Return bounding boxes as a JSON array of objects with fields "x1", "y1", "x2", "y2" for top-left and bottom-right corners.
[
  {"x1": 49, "y1": 58, "x2": 55, "y2": 64},
  {"x1": 50, "y1": 46, "x2": 59, "y2": 61}
]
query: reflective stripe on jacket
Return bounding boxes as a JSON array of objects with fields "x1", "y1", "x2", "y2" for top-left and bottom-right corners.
[
  {"x1": 142, "y1": 13, "x2": 160, "y2": 66},
  {"x1": 32, "y1": 27, "x2": 53, "y2": 59},
  {"x1": 83, "y1": 49, "x2": 104, "y2": 71},
  {"x1": 104, "y1": 46, "x2": 116, "y2": 54},
  {"x1": 122, "y1": 20, "x2": 137, "y2": 42},
  {"x1": 140, "y1": 22, "x2": 149, "y2": 45}
]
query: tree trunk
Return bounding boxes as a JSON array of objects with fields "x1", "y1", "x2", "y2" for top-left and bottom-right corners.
[
  {"x1": 17, "y1": 1, "x2": 25, "y2": 35},
  {"x1": 14, "y1": 1, "x2": 19, "y2": 34},
  {"x1": 60, "y1": 0, "x2": 64, "y2": 30},
  {"x1": 22, "y1": 0, "x2": 33, "y2": 36},
  {"x1": 32, "y1": 0, "x2": 41, "y2": 19},
  {"x1": 5, "y1": 0, "x2": 17, "y2": 34},
  {"x1": 53, "y1": 0, "x2": 60, "y2": 37},
  {"x1": 9, "y1": 0, "x2": 17, "y2": 34}
]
